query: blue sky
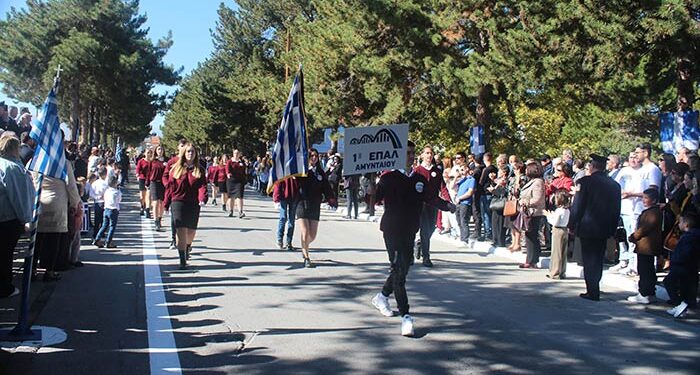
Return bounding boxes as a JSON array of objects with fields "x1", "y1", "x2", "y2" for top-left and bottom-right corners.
[{"x1": 0, "y1": 0, "x2": 237, "y2": 135}]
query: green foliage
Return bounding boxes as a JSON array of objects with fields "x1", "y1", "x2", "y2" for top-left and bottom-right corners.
[
  {"x1": 162, "y1": 0, "x2": 699, "y2": 159},
  {"x1": 0, "y1": 0, "x2": 179, "y2": 144}
]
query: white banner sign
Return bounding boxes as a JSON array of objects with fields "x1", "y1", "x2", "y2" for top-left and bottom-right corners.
[{"x1": 342, "y1": 123, "x2": 409, "y2": 175}]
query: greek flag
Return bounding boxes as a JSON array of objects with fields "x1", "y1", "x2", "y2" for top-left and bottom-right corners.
[
  {"x1": 267, "y1": 69, "x2": 309, "y2": 193},
  {"x1": 660, "y1": 111, "x2": 699, "y2": 154},
  {"x1": 115, "y1": 137, "x2": 122, "y2": 163},
  {"x1": 28, "y1": 87, "x2": 68, "y2": 181}
]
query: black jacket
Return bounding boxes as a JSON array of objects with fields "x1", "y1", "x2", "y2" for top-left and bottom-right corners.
[
  {"x1": 568, "y1": 171, "x2": 621, "y2": 239},
  {"x1": 670, "y1": 228, "x2": 700, "y2": 272},
  {"x1": 376, "y1": 170, "x2": 453, "y2": 234},
  {"x1": 298, "y1": 165, "x2": 333, "y2": 205}
]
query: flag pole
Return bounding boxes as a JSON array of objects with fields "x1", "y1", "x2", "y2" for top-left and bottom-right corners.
[{"x1": 0, "y1": 65, "x2": 62, "y2": 342}]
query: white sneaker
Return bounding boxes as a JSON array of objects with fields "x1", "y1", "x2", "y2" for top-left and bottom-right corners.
[
  {"x1": 671, "y1": 302, "x2": 689, "y2": 318},
  {"x1": 627, "y1": 293, "x2": 653, "y2": 304},
  {"x1": 372, "y1": 293, "x2": 393, "y2": 317},
  {"x1": 609, "y1": 262, "x2": 628, "y2": 273},
  {"x1": 401, "y1": 315, "x2": 414, "y2": 337}
]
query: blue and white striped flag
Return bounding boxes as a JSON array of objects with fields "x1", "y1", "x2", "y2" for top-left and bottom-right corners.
[
  {"x1": 28, "y1": 87, "x2": 68, "y2": 181},
  {"x1": 267, "y1": 69, "x2": 309, "y2": 193},
  {"x1": 660, "y1": 111, "x2": 699, "y2": 154}
]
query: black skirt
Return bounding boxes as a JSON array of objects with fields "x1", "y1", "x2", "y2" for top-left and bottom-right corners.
[
  {"x1": 217, "y1": 181, "x2": 227, "y2": 192},
  {"x1": 138, "y1": 179, "x2": 147, "y2": 191},
  {"x1": 171, "y1": 201, "x2": 200, "y2": 229},
  {"x1": 150, "y1": 181, "x2": 165, "y2": 201},
  {"x1": 296, "y1": 199, "x2": 321, "y2": 221},
  {"x1": 227, "y1": 180, "x2": 244, "y2": 199}
]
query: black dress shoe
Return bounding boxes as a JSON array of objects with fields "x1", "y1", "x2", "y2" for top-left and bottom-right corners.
[
  {"x1": 579, "y1": 293, "x2": 600, "y2": 301},
  {"x1": 422, "y1": 258, "x2": 433, "y2": 268}
]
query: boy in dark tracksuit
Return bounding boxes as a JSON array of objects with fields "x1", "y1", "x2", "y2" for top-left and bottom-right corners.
[
  {"x1": 664, "y1": 212, "x2": 700, "y2": 318},
  {"x1": 371, "y1": 141, "x2": 455, "y2": 336}
]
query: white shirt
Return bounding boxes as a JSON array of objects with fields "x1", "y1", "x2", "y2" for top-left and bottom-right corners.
[
  {"x1": 103, "y1": 187, "x2": 121, "y2": 210},
  {"x1": 87, "y1": 155, "x2": 102, "y2": 175},
  {"x1": 546, "y1": 207, "x2": 570, "y2": 228},
  {"x1": 90, "y1": 178, "x2": 108, "y2": 203},
  {"x1": 638, "y1": 161, "x2": 662, "y2": 191},
  {"x1": 615, "y1": 166, "x2": 643, "y2": 215}
]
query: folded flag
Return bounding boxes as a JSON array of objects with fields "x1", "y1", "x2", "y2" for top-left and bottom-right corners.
[{"x1": 268, "y1": 68, "x2": 309, "y2": 193}]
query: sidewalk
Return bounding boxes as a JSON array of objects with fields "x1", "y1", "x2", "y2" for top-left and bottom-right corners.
[{"x1": 0, "y1": 179, "x2": 150, "y2": 375}]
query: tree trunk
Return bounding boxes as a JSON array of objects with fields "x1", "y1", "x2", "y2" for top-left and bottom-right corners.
[
  {"x1": 88, "y1": 104, "x2": 95, "y2": 146},
  {"x1": 69, "y1": 82, "x2": 80, "y2": 142},
  {"x1": 94, "y1": 106, "x2": 101, "y2": 145},
  {"x1": 476, "y1": 84, "x2": 493, "y2": 150},
  {"x1": 677, "y1": 56, "x2": 694, "y2": 110}
]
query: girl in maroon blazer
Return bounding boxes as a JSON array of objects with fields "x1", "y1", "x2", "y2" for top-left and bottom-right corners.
[
  {"x1": 226, "y1": 149, "x2": 247, "y2": 218},
  {"x1": 164, "y1": 143, "x2": 207, "y2": 270},
  {"x1": 136, "y1": 150, "x2": 152, "y2": 217},
  {"x1": 148, "y1": 145, "x2": 167, "y2": 231},
  {"x1": 208, "y1": 156, "x2": 220, "y2": 206},
  {"x1": 217, "y1": 154, "x2": 229, "y2": 212}
]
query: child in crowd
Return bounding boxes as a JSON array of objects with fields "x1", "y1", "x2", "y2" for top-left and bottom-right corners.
[
  {"x1": 93, "y1": 175, "x2": 122, "y2": 249},
  {"x1": 664, "y1": 211, "x2": 700, "y2": 318},
  {"x1": 627, "y1": 188, "x2": 663, "y2": 304},
  {"x1": 545, "y1": 189, "x2": 570, "y2": 279}
]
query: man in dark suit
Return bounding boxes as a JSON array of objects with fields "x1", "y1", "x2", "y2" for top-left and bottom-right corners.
[
  {"x1": 568, "y1": 154, "x2": 622, "y2": 301},
  {"x1": 371, "y1": 140, "x2": 455, "y2": 336}
]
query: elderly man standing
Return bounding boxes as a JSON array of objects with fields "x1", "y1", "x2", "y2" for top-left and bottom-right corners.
[
  {"x1": 568, "y1": 154, "x2": 621, "y2": 301},
  {"x1": 0, "y1": 134, "x2": 35, "y2": 298}
]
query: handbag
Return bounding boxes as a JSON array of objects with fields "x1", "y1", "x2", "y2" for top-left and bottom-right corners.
[
  {"x1": 503, "y1": 199, "x2": 518, "y2": 217},
  {"x1": 490, "y1": 195, "x2": 506, "y2": 211},
  {"x1": 664, "y1": 221, "x2": 681, "y2": 251}
]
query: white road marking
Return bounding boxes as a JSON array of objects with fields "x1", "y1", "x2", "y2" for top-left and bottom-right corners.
[{"x1": 141, "y1": 217, "x2": 182, "y2": 374}]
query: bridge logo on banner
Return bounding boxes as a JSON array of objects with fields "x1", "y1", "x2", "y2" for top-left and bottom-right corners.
[{"x1": 343, "y1": 123, "x2": 409, "y2": 175}]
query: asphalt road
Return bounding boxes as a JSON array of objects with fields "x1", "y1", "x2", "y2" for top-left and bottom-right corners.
[{"x1": 2, "y1": 181, "x2": 699, "y2": 375}]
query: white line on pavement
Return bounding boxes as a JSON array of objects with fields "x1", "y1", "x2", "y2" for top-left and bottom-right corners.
[{"x1": 141, "y1": 216, "x2": 182, "y2": 375}]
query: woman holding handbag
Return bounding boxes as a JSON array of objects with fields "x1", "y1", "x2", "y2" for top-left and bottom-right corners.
[
  {"x1": 507, "y1": 161, "x2": 525, "y2": 252},
  {"x1": 489, "y1": 166, "x2": 510, "y2": 247},
  {"x1": 518, "y1": 161, "x2": 547, "y2": 269}
]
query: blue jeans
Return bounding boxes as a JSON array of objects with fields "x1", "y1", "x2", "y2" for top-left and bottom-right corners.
[
  {"x1": 346, "y1": 187, "x2": 359, "y2": 218},
  {"x1": 480, "y1": 195, "x2": 493, "y2": 238},
  {"x1": 277, "y1": 199, "x2": 298, "y2": 245},
  {"x1": 96, "y1": 208, "x2": 119, "y2": 243}
]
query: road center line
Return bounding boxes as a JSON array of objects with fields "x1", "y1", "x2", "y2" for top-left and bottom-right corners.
[{"x1": 141, "y1": 216, "x2": 182, "y2": 375}]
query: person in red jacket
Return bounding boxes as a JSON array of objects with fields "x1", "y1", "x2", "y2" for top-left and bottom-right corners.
[
  {"x1": 163, "y1": 139, "x2": 188, "y2": 249},
  {"x1": 163, "y1": 143, "x2": 207, "y2": 270},
  {"x1": 136, "y1": 149, "x2": 152, "y2": 217},
  {"x1": 371, "y1": 140, "x2": 456, "y2": 336},
  {"x1": 208, "y1": 156, "x2": 220, "y2": 206},
  {"x1": 273, "y1": 177, "x2": 300, "y2": 250},
  {"x1": 226, "y1": 149, "x2": 247, "y2": 218},
  {"x1": 148, "y1": 145, "x2": 167, "y2": 231},
  {"x1": 217, "y1": 154, "x2": 229, "y2": 212},
  {"x1": 413, "y1": 146, "x2": 451, "y2": 267}
]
